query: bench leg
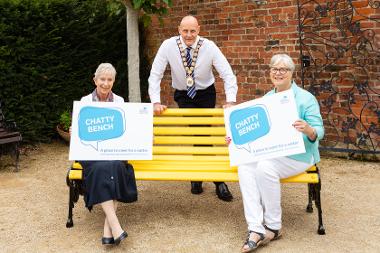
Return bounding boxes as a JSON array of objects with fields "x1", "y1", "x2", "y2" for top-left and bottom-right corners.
[
  {"x1": 0, "y1": 142, "x2": 20, "y2": 171},
  {"x1": 66, "y1": 183, "x2": 75, "y2": 228},
  {"x1": 14, "y1": 142, "x2": 20, "y2": 172},
  {"x1": 315, "y1": 180, "x2": 325, "y2": 235},
  {"x1": 306, "y1": 183, "x2": 314, "y2": 213}
]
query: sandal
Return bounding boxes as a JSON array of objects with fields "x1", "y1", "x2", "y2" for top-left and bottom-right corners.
[
  {"x1": 241, "y1": 230, "x2": 265, "y2": 253},
  {"x1": 262, "y1": 225, "x2": 282, "y2": 244}
]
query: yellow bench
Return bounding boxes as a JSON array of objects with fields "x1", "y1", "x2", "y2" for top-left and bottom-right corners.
[{"x1": 66, "y1": 108, "x2": 325, "y2": 234}]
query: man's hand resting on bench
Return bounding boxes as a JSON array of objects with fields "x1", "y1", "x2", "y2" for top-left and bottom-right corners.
[{"x1": 153, "y1": 103, "x2": 167, "y2": 115}]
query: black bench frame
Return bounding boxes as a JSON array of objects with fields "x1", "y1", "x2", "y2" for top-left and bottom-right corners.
[
  {"x1": 66, "y1": 164, "x2": 325, "y2": 235},
  {"x1": 0, "y1": 101, "x2": 22, "y2": 171}
]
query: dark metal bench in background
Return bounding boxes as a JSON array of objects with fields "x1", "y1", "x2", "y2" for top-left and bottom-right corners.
[{"x1": 0, "y1": 101, "x2": 22, "y2": 171}]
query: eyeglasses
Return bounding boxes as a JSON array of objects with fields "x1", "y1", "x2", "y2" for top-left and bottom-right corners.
[{"x1": 270, "y1": 68, "x2": 291, "y2": 75}]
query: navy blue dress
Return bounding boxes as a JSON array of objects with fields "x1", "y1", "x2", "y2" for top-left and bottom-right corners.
[{"x1": 80, "y1": 161, "x2": 137, "y2": 211}]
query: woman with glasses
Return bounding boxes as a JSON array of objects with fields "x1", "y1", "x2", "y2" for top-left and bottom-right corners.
[{"x1": 228, "y1": 54, "x2": 324, "y2": 252}]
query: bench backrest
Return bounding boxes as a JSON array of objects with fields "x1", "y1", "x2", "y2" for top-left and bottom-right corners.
[
  {"x1": 130, "y1": 108, "x2": 236, "y2": 181},
  {"x1": 152, "y1": 108, "x2": 227, "y2": 158}
]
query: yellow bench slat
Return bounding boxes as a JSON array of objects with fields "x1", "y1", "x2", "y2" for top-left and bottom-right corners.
[
  {"x1": 159, "y1": 108, "x2": 224, "y2": 116},
  {"x1": 150, "y1": 155, "x2": 230, "y2": 161},
  {"x1": 154, "y1": 127, "x2": 226, "y2": 135},
  {"x1": 154, "y1": 136, "x2": 226, "y2": 145},
  {"x1": 153, "y1": 146, "x2": 229, "y2": 155},
  {"x1": 69, "y1": 170, "x2": 83, "y2": 180},
  {"x1": 69, "y1": 163, "x2": 318, "y2": 184},
  {"x1": 131, "y1": 160, "x2": 233, "y2": 165},
  {"x1": 154, "y1": 117, "x2": 224, "y2": 125},
  {"x1": 130, "y1": 161, "x2": 236, "y2": 171},
  {"x1": 132, "y1": 167, "x2": 237, "y2": 173},
  {"x1": 281, "y1": 172, "x2": 319, "y2": 183},
  {"x1": 134, "y1": 171, "x2": 238, "y2": 182},
  {"x1": 72, "y1": 162, "x2": 83, "y2": 170},
  {"x1": 306, "y1": 165, "x2": 317, "y2": 172},
  {"x1": 133, "y1": 170, "x2": 318, "y2": 183}
]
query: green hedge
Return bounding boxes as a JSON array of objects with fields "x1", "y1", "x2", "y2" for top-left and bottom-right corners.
[{"x1": 0, "y1": 0, "x2": 138, "y2": 142}]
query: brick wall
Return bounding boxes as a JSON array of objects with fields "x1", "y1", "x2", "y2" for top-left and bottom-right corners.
[
  {"x1": 144, "y1": 0, "x2": 302, "y2": 107},
  {"x1": 143, "y1": 0, "x2": 380, "y2": 153}
]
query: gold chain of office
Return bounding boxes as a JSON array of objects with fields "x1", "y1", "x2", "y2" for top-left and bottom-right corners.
[{"x1": 176, "y1": 36, "x2": 204, "y2": 87}]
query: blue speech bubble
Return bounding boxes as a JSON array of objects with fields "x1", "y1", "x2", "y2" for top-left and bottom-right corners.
[
  {"x1": 229, "y1": 105, "x2": 271, "y2": 150},
  {"x1": 78, "y1": 107, "x2": 125, "y2": 150}
]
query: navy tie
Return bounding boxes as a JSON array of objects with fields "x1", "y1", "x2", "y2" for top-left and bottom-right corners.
[{"x1": 186, "y1": 47, "x2": 196, "y2": 99}]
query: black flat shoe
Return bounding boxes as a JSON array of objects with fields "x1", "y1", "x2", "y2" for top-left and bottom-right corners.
[
  {"x1": 191, "y1": 181, "x2": 203, "y2": 194},
  {"x1": 114, "y1": 231, "x2": 128, "y2": 246},
  {"x1": 101, "y1": 237, "x2": 115, "y2": 245},
  {"x1": 216, "y1": 182, "x2": 233, "y2": 201}
]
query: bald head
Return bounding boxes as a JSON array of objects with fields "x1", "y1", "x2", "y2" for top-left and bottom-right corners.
[
  {"x1": 178, "y1": 15, "x2": 200, "y2": 47},
  {"x1": 180, "y1": 15, "x2": 199, "y2": 27}
]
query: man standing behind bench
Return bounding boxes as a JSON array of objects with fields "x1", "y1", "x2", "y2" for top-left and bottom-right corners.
[{"x1": 148, "y1": 15, "x2": 238, "y2": 201}]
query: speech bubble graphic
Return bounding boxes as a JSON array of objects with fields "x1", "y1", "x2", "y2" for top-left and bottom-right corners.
[
  {"x1": 229, "y1": 104, "x2": 271, "y2": 152},
  {"x1": 78, "y1": 106, "x2": 125, "y2": 151}
]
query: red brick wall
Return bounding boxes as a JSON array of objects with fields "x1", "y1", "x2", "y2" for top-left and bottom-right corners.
[
  {"x1": 143, "y1": 0, "x2": 380, "y2": 152},
  {"x1": 144, "y1": 0, "x2": 302, "y2": 107}
]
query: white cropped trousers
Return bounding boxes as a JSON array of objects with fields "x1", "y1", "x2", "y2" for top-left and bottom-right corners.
[{"x1": 238, "y1": 157, "x2": 312, "y2": 234}]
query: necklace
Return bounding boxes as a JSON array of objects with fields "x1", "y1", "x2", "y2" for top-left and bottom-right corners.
[{"x1": 176, "y1": 37, "x2": 204, "y2": 87}]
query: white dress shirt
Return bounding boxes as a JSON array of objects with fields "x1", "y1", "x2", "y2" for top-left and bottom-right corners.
[{"x1": 148, "y1": 36, "x2": 238, "y2": 104}]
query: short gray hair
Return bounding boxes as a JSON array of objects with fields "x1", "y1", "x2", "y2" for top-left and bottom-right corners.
[
  {"x1": 269, "y1": 54, "x2": 295, "y2": 72},
  {"x1": 94, "y1": 63, "x2": 116, "y2": 79}
]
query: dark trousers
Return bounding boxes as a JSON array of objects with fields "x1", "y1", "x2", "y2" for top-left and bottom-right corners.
[
  {"x1": 174, "y1": 84, "x2": 216, "y2": 108},
  {"x1": 174, "y1": 84, "x2": 222, "y2": 187}
]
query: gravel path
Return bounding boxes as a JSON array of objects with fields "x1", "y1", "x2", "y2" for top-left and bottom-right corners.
[{"x1": 0, "y1": 141, "x2": 379, "y2": 253}]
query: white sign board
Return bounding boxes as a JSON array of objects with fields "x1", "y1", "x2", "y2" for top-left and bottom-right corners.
[
  {"x1": 224, "y1": 89, "x2": 305, "y2": 166},
  {"x1": 69, "y1": 102, "x2": 153, "y2": 161}
]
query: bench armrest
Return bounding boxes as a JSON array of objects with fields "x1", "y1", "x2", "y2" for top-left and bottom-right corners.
[{"x1": 3, "y1": 119, "x2": 19, "y2": 131}]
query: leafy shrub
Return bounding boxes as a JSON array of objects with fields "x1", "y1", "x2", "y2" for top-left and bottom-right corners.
[
  {"x1": 0, "y1": 0, "x2": 131, "y2": 142},
  {"x1": 58, "y1": 110, "x2": 71, "y2": 132}
]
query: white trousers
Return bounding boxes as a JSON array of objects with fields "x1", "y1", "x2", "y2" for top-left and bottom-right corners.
[{"x1": 238, "y1": 157, "x2": 312, "y2": 234}]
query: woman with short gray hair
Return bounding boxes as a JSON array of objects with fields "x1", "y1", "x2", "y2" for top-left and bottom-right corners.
[
  {"x1": 76, "y1": 63, "x2": 136, "y2": 246},
  {"x1": 227, "y1": 53, "x2": 324, "y2": 252}
]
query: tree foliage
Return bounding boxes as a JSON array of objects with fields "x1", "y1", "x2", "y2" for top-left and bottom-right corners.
[{"x1": 129, "y1": 0, "x2": 172, "y2": 27}]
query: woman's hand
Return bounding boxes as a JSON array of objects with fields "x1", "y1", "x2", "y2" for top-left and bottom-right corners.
[
  {"x1": 225, "y1": 136, "x2": 232, "y2": 145},
  {"x1": 223, "y1": 102, "x2": 235, "y2": 109},
  {"x1": 293, "y1": 120, "x2": 317, "y2": 141}
]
